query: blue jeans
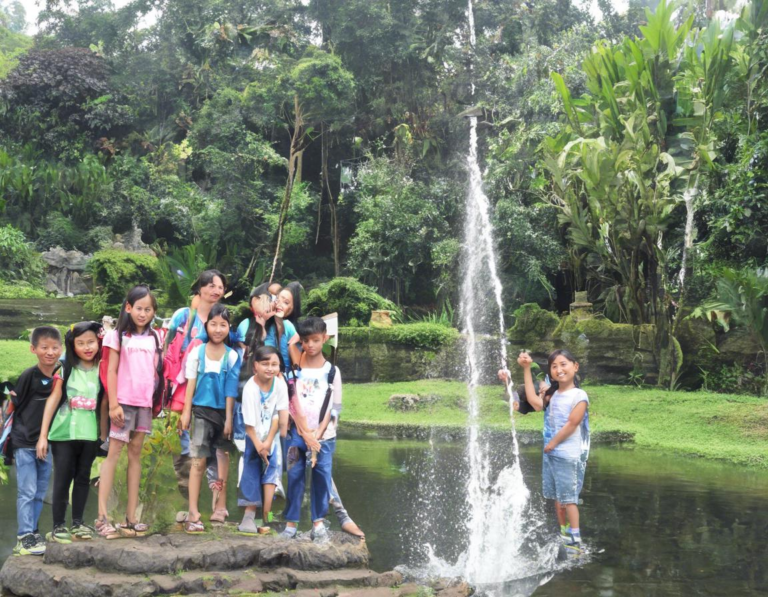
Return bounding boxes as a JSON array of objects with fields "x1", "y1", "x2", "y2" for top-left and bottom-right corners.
[
  {"x1": 284, "y1": 430, "x2": 335, "y2": 523},
  {"x1": 15, "y1": 448, "x2": 53, "y2": 536}
]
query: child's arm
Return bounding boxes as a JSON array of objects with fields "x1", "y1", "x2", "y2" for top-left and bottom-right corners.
[
  {"x1": 244, "y1": 424, "x2": 265, "y2": 461},
  {"x1": 224, "y1": 396, "x2": 235, "y2": 440},
  {"x1": 517, "y1": 352, "x2": 545, "y2": 412},
  {"x1": 259, "y1": 416, "x2": 279, "y2": 461},
  {"x1": 107, "y1": 347, "x2": 124, "y2": 427},
  {"x1": 36, "y1": 378, "x2": 64, "y2": 460},
  {"x1": 180, "y1": 375, "x2": 196, "y2": 431},
  {"x1": 544, "y1": 401, "x2": 587, "y2": 453}
]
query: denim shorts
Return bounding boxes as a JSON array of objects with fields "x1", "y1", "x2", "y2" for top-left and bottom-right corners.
[
  {"x1": 109, "y1": 405, "x2": 152, "y2": 443},
  {"x1": 542, "y1": 453, "x2": 586, "y2": 504}
]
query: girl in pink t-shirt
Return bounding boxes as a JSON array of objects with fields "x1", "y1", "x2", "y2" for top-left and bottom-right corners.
[{"x1": 96, "y1": 285, "x2": 163, "y2": 539}]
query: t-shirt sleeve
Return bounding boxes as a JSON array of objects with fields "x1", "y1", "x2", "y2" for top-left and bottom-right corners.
[
  {"x1": 241, "y1": 381, "x2": 257, "y2": 428},
  {"x1": 283, "y1": 321, "x2": 296, "y2": 343},
  {"x1": 10, "y1": 368, "x2": 32, "y2": 407},
  {"x1": 575, "y1": 389, "x2": 589, "y2": 405},
  {"x1": 185, "y1": 346, "x2": 201, "y2": 380},
  {"x1": 236, "y1": 320, "x2": 249, "y2": 344},
  {"x1": 274, "y1": 378, "x2": 289, "y2": 412},
  {"x1": 102, "y1": 330, "x2": 120, "y2": 352},
  {"x1": 224, "y1": 350, "x2": 241, "y2": 398}
]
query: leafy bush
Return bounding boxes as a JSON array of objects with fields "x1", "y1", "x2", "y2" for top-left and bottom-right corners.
[
  {"x1": 508, "y1": 303, "x2": 560, "y2": 344},
  {"x1": 0, "y1": 280, "x2": 47, "y2": 299},
  {"x1": 305, "y1": 277, "x2": 399, "y2": 326},
  {"x1": 87, "y1": 249, "x2": 161, "y2": 310},
  {"x1": 0, "y1": 225, "x2": 45, "y2": 284},
  {"x1": 340, "y1": 323, "x2": 459, "y2": 350}
]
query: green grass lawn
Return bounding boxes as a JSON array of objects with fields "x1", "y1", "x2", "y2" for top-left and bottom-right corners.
[
  {"x1": 345, "y1": 380, "x2": 768, "y2": 468},
  {"x1": 0, "y1": 340, "x2": 35, "y2": 383}
]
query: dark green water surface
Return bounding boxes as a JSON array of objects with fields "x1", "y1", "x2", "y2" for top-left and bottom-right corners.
[
  {"x1": 0, "y1": 299, "x2": 86, "y2": 340},
  {"x1": 1, "y1": 436, "x2": 767, "y2": 596}
]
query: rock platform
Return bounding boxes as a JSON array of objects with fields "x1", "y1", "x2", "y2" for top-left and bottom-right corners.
[{"x1": 0, "y1": 528, "x2": 469, "y2": 597}]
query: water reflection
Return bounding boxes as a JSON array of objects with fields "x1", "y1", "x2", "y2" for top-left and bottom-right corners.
[{"x1": 1, "y1": 438, "x2": 767, "y2": 596}]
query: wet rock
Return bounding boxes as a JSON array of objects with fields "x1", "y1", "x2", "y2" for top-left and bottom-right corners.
[
  {"x1": 377, "y1": 570, "x2": 405, "y2": 587},
  {"x1": 396, "y1": 582, "x2": 423, "y2": 596}
]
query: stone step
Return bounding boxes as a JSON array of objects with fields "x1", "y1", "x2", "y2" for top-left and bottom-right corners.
[
  {"x1": 40, "y1": 529, "x2": 368, "y2": 574},
  {"x1": 0, "y1": 557, "x2": 404, "y2": 597}
]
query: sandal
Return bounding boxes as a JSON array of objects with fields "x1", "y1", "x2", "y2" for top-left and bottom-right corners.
[
  {"x1": 210, "y1": 508, "x2": 228, "y2": 524},
  {"x1": 184, "y1": 518, "x2": 205, "y2": 534},
  {"x1": 117, "y1": 518, "x2": 149, "y2": 538},
  {"x1": 95, "y1": 518, "x2": 120, "y2": 540}
]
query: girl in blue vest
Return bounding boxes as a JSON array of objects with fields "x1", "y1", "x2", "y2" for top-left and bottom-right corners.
[{"x1": 179, "y1": 303, "x2": 241, "y2": 533}]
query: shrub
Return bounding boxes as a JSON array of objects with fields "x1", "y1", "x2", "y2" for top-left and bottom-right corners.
[
  {"x1": 340, "y1": 323, "x2": 459, "y2": 350},
  {"x1": 305, "y1": 277, "x2": 399, "y2": 326},
  {"x1": 0, "y1": 281, "x2": 47, "y2": 299},
  {"x1": 0, "y1": 225, "x2": 45, "y2": 284},
  {"x1": 507, "y1": 303, "x2": 560, "y2": 344},
  {"x1": 87, "y1": 249, "x2": 161, "y2": 310}
]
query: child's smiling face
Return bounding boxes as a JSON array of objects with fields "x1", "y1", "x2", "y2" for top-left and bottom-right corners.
[
  {"x1": 31, "y1": 337, "x2": 62, "y2": 368},
  {"x1": 550, "y1": 354, "x2": 579, "y2": 386},
  {"x1": 254, "y1": 354, "x2": 280, "y2": 381},
  {"x1": 206, "y1": 314, "x2": 230, "y2": 344},
  {"x1": 73, "y1": 330, "x2": 99, "y2": 363}
]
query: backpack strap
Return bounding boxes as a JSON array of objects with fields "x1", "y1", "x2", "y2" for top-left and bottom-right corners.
[{"x1": 318, "y1": 362, "x2": 336, "y2": 425}]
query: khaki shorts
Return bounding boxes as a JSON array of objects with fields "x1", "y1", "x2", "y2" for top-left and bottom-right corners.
[{"x1": 109, "y1": 405, "x2": 152, "y2": 443}]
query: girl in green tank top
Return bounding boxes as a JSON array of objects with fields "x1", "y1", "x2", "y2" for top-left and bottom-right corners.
[{"x1": 37, "y1": 322, "x2": 105, "y2": 543}]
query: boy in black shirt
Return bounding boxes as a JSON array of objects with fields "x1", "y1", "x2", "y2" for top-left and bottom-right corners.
[{"x1": 10, "y1": 326, "x2": 62, "y2": 556}]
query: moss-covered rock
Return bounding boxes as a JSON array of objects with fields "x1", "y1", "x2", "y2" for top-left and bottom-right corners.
[{"x1": 507, "y1": 303, "x2": 559, "y2": 346}]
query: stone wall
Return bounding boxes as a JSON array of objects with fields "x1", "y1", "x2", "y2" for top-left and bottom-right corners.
[
  {"x1": 338, "y1": 314, "x2": 761, "y2": 387},
  {"x1": 41, "y1": 247, "x2": 92, "y2": 296}
]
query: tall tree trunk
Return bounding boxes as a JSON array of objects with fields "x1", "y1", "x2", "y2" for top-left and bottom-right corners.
[
  {"x1": 270, "y1": 96, "x2": 304, "y2": 283},
  {"x1": 320, "y1": 125, "x2": 341, "y2": 277}
]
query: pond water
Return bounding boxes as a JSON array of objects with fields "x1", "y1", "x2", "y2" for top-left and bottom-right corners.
[
  {"x1": 1, "y1": 436, "x2": 767, "y2": 596},
  {"x1": 0, "y1": 299, "x2": 86, "y2": 340}
]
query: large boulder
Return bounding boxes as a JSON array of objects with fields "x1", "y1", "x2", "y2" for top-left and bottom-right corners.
[{"x1": 41, "y1": 247, "x2": 92, "y2": 296}]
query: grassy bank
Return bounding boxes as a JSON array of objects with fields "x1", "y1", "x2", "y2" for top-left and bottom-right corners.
[
  {"x1": 0, "y1": 340, "x2": 35, "y2": 383},
  {"x1": 344, "y1": 381, "x2": 768, "y2": 468}
]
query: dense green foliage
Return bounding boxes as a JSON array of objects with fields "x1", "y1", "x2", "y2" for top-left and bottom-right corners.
[
  {"x1": 0, "y1": 225, "x2": 44, "y2": 284},
  {"x1": 0, "y1": 0, "x2": 767, "y2": 392},
  {"x1": 305, "y1": 277, "x2": 398, "y2": 326},
  {"x1": 87, "y1": 250, "x2": 161, "y2": 314}
]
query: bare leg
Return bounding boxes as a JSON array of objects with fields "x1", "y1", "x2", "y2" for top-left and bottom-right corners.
[
  {"x1": 554, "y1": 501, "x2": 567, "y2": 527},
  {"x1": 564, "y1": 503, "x2": 579, "y2": 529},
  {"x1": 262, "y1": 483, "x2": 276, "y2": 525},
  {"x1": 188, "y1": 457, "x2": 206, "y2": 521},
  {"x1": 214, "y1": 451, "x2": 229, "y2": 511},
  {"x1": 125, "y1": 432, "x2": 146, "y2": 523},
  {"x1": 98, "y1": 439, "x2": 126, "y2": 520}
]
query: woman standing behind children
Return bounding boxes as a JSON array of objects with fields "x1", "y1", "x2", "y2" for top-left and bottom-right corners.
[
  {"x1": 37, "y1": 322, "x2": 106, "y2": 543},
  {"x1": 96, "y1": 285, "x2": 163, "y2": 539},
  {"x1": 507, "y1": 349, "x2": 590, "y2": 552},
  {"x1": 238, "y1": 346, "x2": 288, "y2": 535},
  {"x1": 179, "y1": 303, "x2": 241, "y2": 533}
]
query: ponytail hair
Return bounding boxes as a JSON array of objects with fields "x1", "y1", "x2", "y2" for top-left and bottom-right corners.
[{"x1": 543, "y1": 348, "x2": 580, "y2": 404}]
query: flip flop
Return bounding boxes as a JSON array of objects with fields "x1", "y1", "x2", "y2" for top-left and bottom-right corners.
[{"x1": 184, "y1": 519, "x2": 205, "y2": 534}]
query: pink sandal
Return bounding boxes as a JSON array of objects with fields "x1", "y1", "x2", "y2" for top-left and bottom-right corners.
[
  {"x1": 116, "y1": 518, "x2": 149, "y2": 538},
  {"x1": 210, "y1": 508, "x2": 228, "y2": 524},
  {"x1": 184, "y1": 518, "x2": 205, "y2": 534},
  {"x1": 95, "y1": 518, "x2": 120, "y2": 540}
]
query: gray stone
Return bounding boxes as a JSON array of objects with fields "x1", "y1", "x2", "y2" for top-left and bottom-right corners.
[
  {"x1": 388, "y1": 394, "x2": 422, "y2": 411},
  {"x1": 41, "y1": 247, "x2": 93, "y2": 296},
  {"x1": 377, "y1": 570, "x2": 405, "y2": 587},
  {"x1": 111, "y1": 227, "x2": 155, "y2": 255}
]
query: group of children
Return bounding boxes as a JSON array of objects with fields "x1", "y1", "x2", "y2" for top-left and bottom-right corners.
[
  {"x1": 4, "y1": 271, "x2": 361, "y2": 556},
  {"x1": 5, "y1": 268, "x2": 590, "y2": 557}
]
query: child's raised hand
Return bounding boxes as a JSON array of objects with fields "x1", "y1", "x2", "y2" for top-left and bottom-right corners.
[
  {"x1": 497, "y1": 369, "x2": 510, "y2": 383},
  {"x1": 517, "y1": 352, "x2": 533, "y2": 369},
  {"x1": 36, "y1": 436, "x2": 48, "y2": 461},
  {"x1": 109, "y1": 404, "x2": 125, "y2": 428}
]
